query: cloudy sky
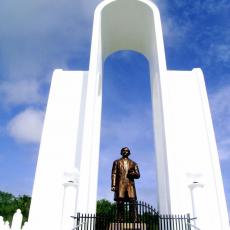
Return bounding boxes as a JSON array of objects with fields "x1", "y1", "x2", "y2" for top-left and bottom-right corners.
[{"x1": 0, "y1": 0, "x2": 229, "y2": 216}]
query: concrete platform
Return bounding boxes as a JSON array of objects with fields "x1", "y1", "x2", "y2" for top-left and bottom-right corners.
[{"x1": 109, "y1": 223, "x2": 146, "y2": 230}]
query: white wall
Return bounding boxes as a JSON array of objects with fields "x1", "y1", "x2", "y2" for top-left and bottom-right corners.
[
  {"x1": 163, "y1": 69, "x2": 229, "y2": 229},
  {"x1": 28, "y1": 70, "x2": 86, "y2": 230}
]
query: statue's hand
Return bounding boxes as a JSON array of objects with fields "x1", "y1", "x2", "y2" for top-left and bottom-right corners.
[
  {"x1": 128, "y1": 167, "x2": 140, "y2": 179},
  {"x1": 111, "y1": 186, "x2": 116, "y2": 192}
]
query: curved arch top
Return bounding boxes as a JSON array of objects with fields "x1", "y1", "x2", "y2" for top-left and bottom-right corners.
[
  {"x1": 89, "y1": 0, "x2": 167, "y2": 74},
  {"x1": 95, "y1": 0, "x2": 160, "y2": 14}
]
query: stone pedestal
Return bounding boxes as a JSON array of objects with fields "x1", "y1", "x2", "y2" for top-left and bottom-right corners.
[{"x1": 109, "y1": 223, "x2": 146, "y2": 230}]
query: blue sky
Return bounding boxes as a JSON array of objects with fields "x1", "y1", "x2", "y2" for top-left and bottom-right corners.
[{"x1": 0, "y1": 0, "x2": 229, "y2": 216}]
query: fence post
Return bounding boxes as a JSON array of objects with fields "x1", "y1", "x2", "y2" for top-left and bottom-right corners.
[
  {"x1": 11, "y1": 209, "x2": 23, "y2": 230},
  {"x1": 187, "y1": 214, "x2": 191, "y2": 230}
]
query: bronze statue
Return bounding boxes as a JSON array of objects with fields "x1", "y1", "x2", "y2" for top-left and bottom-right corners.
[{"x1": 111, "y1": 147, "x2": 140, "y2": 222}]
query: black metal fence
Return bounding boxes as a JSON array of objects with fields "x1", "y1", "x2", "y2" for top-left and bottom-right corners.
[
  {"x1": 72, "y1": 201, "x2": 192, "y2": 230},
  {"x1": 158, "y1": 214, "x2": 192, "y2": 230}
]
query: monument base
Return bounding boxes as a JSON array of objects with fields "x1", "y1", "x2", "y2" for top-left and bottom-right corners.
[{"x1": 109, "y1": 223, "x2": 146, "y2": 230}]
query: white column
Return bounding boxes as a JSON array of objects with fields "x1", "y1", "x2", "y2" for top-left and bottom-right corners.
[
  {"x1": 60, "y1": 168, "x2": 80, "y2": 230},
  {"x1": 188, "y1": 182, "x2": 204, "y2": 229}
]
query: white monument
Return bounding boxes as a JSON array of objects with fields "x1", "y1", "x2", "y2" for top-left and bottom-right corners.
[{"x1": 28, "y1": 0, "x2": 229, "y2": 229}]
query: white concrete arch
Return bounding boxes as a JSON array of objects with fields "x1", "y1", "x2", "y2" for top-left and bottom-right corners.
[
  {"x1": 91, "y1": 0, "x2": 167, "y2": 75},
  {"x1": 28, "y1": 0, "x2": 229, "y2": 229},
  {"x1": 77, "y1": 0, "x2": 171, "y2": 215},
  {"x1": 98, "y1": 0, "x2": 165, "y2": 60}
]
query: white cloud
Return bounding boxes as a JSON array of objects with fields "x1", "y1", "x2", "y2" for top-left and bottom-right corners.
[
  {"x1": 0, "y1": 80, "x2": 44, "y2": 106},
  {"x1": 101, "y1": 108, "x2": 154, "y2": 149},
  {"x1": 172, "y1": 0, "x2": 230, "y2": 13},
  {"x1": 0, "y1": 0, "x2": 101, "y2": 109},
  {"x1": 209, "y1": 43, "x2": 230, "y2": 64},
  {"x1": 210, "y1": 85, "x2": 230, "y2": 132},
  {"x1": 210, "y1": 85, "x2": 230, "y2": 160},
  {"x1": 218, "y1": 139, "x2": 230, "y2": 161},
  {"x1": 157, "y1": 0, "x2": 230, "y2": 68},
  {"x1": 161, "y1": 17, "x2": 191, "y2": 48},
  {"x1": 7, "y1": 108, "x2": 44, "y2": 143}
]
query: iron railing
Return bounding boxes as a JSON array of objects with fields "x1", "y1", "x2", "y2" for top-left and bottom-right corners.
[
  {"x1": 158, "y1": 214, "x2": 191, "y2": 230},
  {"x1": 72, "y1": 201, "x2": 192, "y2": 230}
]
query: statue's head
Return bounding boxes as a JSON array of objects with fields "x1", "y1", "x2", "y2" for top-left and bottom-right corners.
[{"x1": 120, "y1": 147, "x2": 131, "y2": 157}]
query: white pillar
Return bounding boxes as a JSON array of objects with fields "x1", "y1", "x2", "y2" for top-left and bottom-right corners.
[
  {"x1": 60, "y1": 168, "x2": 80, "y2": 230},
  {"x1": 188, "y1": 182, "x2": 204, "y2": 229},
  {"x1": 11, "y1": 209, "x2": 23, "y2": 230}
]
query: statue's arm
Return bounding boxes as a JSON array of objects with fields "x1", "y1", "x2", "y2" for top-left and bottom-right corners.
[
  {"x1": 128, "y1": 162, "x2": 140, "y2": 179},
  {"x1": 129, "y1": 163, "x2": 140, "y2": 179},
  {"x1": 134, "y1": 164, "x2": 140, "y2": 179},
  {"x1": 111, "y1": 161, "x2": 117, "y2": 191}
]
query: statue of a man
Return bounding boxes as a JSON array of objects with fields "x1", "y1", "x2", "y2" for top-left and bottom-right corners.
[{"x1": 111, "y1": 147, "x2": 140, "y2": 222}]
